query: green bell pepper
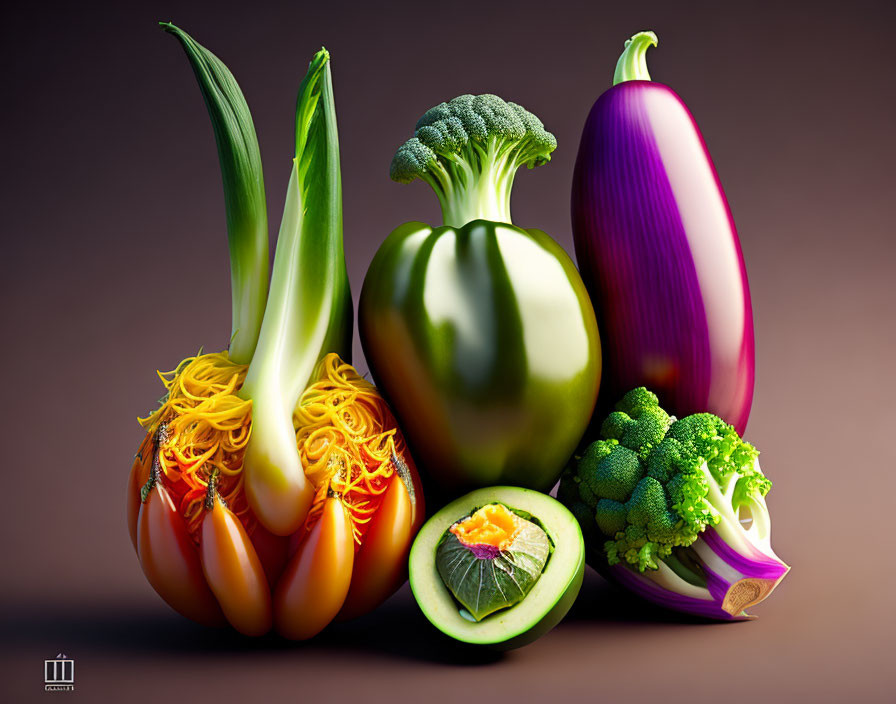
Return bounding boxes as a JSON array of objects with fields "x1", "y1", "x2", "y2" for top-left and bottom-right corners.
[{"x1": 359, "y1": 94, "x2": 601, "y2": 498}]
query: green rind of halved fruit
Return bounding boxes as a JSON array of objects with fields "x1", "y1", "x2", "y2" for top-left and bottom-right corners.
[{"x1": 409, "y1": 486, "x2": 585, "y2": 649}]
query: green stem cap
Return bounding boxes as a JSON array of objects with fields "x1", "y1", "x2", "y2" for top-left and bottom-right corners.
[{"x1": 613, "y1": 31, "x2": 658, "y2": 85}]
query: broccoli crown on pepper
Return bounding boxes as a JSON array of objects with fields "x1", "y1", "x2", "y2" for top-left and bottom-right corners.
[
  {"x1": 389, "y1": 94, "x2": 557, "y2": 228},
  {"x1": 559, "y1": 388, "x2": 769, "y2": 572},
  {"x1": 390, "y1": 94, "x2": 556, "y2": 184}
]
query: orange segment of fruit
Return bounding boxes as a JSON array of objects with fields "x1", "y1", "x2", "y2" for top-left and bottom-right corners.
[
  {"x1": 274, "y1": 496, "x2": 354, "y2": 639},
  {"x1": 200, "y1": 495, "x2": 272, "y2": 636},
  {"x1": 338, "y1": 477, "x2": 413, "y2": 621},
  {"x1": 137, "y1": 483, "x2": 224, "y2": 627}
]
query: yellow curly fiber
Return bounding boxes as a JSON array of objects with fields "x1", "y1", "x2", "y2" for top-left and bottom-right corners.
[
  {"x1": 138, "y1": 351, "x2": 252, "y2": 539},
  {"x1": 294, "y1": 353, "x2": 401, "y2": 545},
  {"x1": 136, "y1": 351, "x2": 402, "y2": 547}
]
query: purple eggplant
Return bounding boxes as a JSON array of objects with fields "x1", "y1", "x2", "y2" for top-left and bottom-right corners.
[{"x1": 572, "y1": 31, "x2": 754, "y2": 434}]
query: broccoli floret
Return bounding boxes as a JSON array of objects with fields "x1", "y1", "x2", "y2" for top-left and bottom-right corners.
[
  {"x1": 389, "y1": 137, "x2": 438, "y2": 184},
  {"x1": 600, "y1": 387, "x2": 672, "y2": 461},
  {"x1": 627, "y1": 477, "x2": 676, "y2": 531},
  {"x1": 389, "y1": 94, "x2": 557, "y2": 228},
  {"x1": 615, "y1": 386, "x2": 662, "y2": 417},
  {"x1": 578, "y1": 442, "x2": 641, "y2": 502},
  {"x1": 594, "y1": 498, "x2": 626, "y2": 537},
  {"x1": 646, "y1": 438, "x2": 713, "y2": 535},
  {"x1": 666, "y1": 414, "x2": 768, "y2": 503},
  {"x1": 568, "y1": 387, "x2": 773, "y2": 573}
]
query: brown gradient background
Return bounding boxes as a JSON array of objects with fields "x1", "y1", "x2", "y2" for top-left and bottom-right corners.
[{"x1": 2, "y1": 0, "x2": 894, "y2": 701}]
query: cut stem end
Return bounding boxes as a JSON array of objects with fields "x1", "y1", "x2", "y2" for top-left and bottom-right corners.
[{"x1": 722, "y1": 569, "x2": 790, "y2": 616}]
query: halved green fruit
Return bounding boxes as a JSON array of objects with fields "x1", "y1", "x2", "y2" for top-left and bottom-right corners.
[{"x1": 409, "y1": 486, "x2": 585, "y2": 649}]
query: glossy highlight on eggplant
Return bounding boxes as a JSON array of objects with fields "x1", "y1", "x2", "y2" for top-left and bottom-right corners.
[{"x1": 571, "y1": 31, "x2": 754, "y2": 434}]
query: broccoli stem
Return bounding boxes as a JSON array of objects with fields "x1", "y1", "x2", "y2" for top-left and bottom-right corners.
[
  {"x1": 424, "y1": 139, "x2": 521, "y2": 227},
  {"x1": 698, "y1": 461, "x2": 778, "y2": 562},
  {"x1": 613, "y1": 31, "x2": 658, "y2": 86},
  {"x1": 663, "y1": 548, "x2": 706, "y2": 588},
  {"x1": 390, "y1": 94, "x2": 557, "y2": 225}
]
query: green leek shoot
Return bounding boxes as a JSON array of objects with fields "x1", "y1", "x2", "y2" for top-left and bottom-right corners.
[
  {"x1": 238, "y1": 49, "x2": 352, "y2": 535},
  {"x1": 161, "y1": 23, "x2": 269, "y2": 364}
]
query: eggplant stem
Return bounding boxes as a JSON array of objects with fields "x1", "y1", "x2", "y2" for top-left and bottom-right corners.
[{"x1": 613, "y1": 30, "x2": 658, "y2": 85}]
